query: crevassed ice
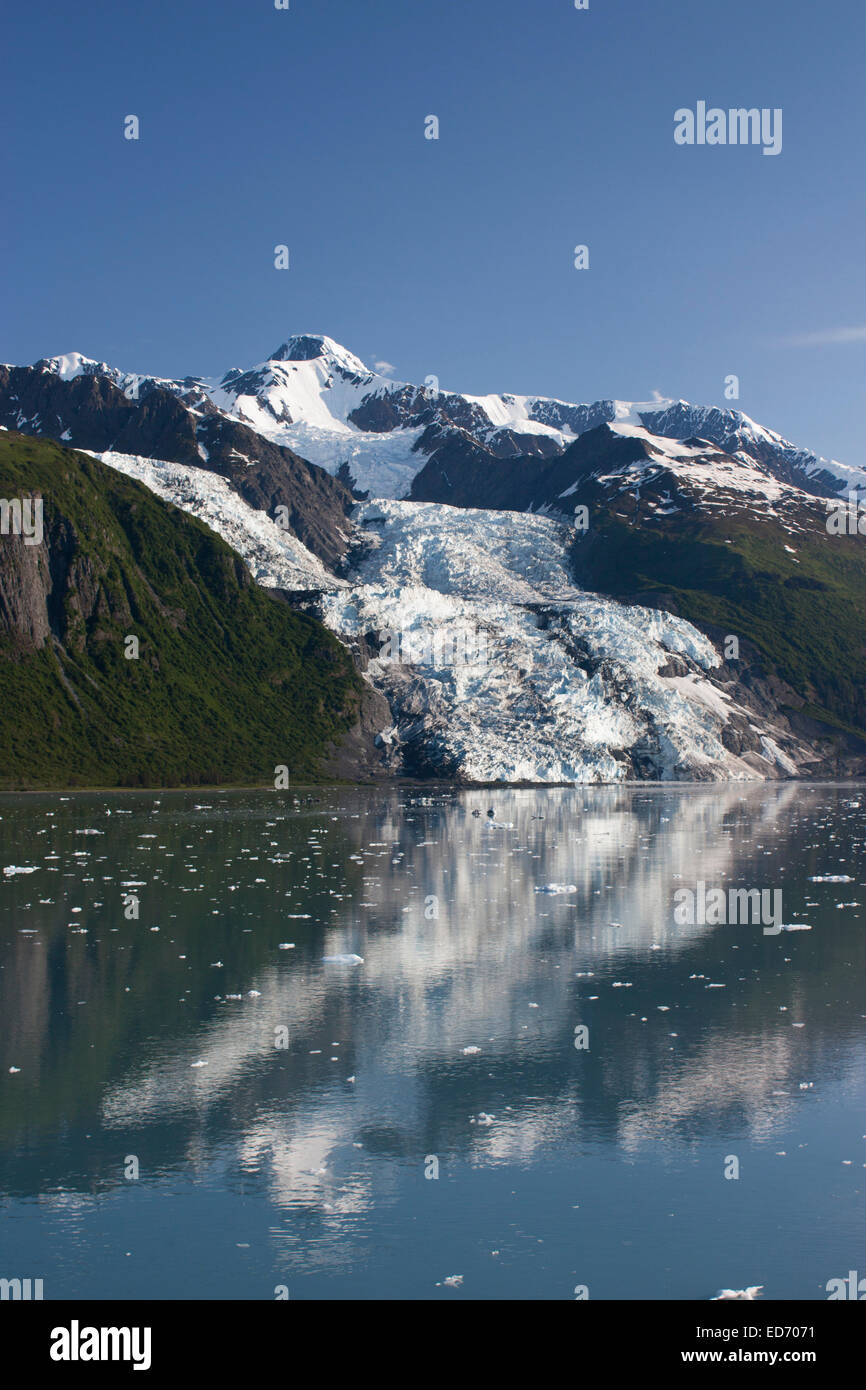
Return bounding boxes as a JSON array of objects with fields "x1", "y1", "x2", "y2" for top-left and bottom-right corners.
[{"x1": 320, "y1": 501, "x2": 761, "y2": 784}]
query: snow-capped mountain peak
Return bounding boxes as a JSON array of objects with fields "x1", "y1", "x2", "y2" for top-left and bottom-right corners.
[
  {"x1": 35, "y1": 351, "x2": 115, "y2": 382},
  {"x1": 267, "y1": 334, "x2": 373, "y2": 378}
]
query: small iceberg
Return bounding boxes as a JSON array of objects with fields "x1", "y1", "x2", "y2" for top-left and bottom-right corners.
[
  {"x1": 711, "y1": 1286, "x2": 763, "y2": 1300},
  {"x1": 535, "y1": 883, "x2": 577, "y2": 894},
  {"x1": 322, "y1": 953, "x2": 364, "y2": 965}
]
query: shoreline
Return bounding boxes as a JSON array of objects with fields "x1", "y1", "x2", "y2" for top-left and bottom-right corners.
[{"x1": 1, "y1": 776, "x2": 866, "y2": 797}]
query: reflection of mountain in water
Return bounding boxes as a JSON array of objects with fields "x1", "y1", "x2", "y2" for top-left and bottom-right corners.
[{"x1": 1, "y1": 784, "x2": 865, "y2": 1222}]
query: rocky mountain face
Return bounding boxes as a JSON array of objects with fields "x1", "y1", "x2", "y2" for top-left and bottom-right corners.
[{"x1": 408, "y1": 420, "x2": 829, "y2": 519}]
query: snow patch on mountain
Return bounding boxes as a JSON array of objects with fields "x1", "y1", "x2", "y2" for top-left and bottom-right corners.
[
  {"x1": 461, "y1": 391, "x2": 581, "y2": 442},
  {"x1": 639, "y1": 402, "x2": 866, "y2": 498},
  {"x1": 604, "y1": 424, "x2": 804, "y2": 508},
  {"x1": 40, "y1": 352, "x2": 109, "y2": 382},
  {"x1": 90, "y1": 451, "x2": 338, "y2": 591}
]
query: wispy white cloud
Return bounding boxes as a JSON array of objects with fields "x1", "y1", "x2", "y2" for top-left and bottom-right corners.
[
  {"x1": 777, "y1": 325, "x2": 866, "y2": 347},
  {"x1": 374, "y1": 359, "x2": 395, "y2": 374}
]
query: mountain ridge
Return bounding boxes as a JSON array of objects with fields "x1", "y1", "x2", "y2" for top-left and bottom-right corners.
[{"x1": 4, "y1": 335, "x2": 862, "y2": 507}]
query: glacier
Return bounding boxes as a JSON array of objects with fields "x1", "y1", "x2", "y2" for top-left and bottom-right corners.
[
  {"x1": 319, "y1": 500, "x2": 794, "y2": 783},
  {"x1": 89, "y1": 450, "x2": 804, "y2": 785}
]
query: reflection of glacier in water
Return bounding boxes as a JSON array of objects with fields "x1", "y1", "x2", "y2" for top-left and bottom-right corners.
[{"x1": 0, "y1": 782, "x2": 865, "y2": 1299}]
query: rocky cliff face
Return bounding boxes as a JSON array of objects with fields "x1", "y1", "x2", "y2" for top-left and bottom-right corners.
[
  {"x1": 0, "y1": 520, "x2": 55, "y2": 650},
  {"x1": 0, "y1": 432, "x2": 389, "y2": 789}
]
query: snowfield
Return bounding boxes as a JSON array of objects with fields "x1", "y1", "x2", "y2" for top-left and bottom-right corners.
[{"x1": 90, "y1": 450, "x2": 805, "y2": 784}]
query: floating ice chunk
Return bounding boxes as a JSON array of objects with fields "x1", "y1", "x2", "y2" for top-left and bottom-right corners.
[
  {"x1": 278, "y1": 943, "x2": 296, "y2": 949},
  {"x1": 711, "y1": 1287, "x2": 763, "y2": 1300},
  {"x1": 461, "y1": 1045, "x2": 482, "y2": 1055},
  {"x1": 3, "y1": 866, "x2": 37, "y2": 876},
  {"x1": 442, "y1": 1275, "x2": 464, "y2": 1287},
  {"x1": 809, "y1": 875, "x2": 853, "y2": 882},
  {"x1": 779, "y1": 923, "x2": 812, "y2": 931},
  {"x1": 535, "y1": 883, "x2": 577, "y2": 894},
  {"x1": 322, "y1": 953, "x2": 364, "y2": 964},
  {"x1": 190, "y1": 1060, "x2": 208, "y2": 1068}
]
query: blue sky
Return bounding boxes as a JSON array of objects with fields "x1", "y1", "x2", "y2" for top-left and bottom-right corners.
[{"x1": 3, "y1": 0, "x2": 864, "y2": 465}]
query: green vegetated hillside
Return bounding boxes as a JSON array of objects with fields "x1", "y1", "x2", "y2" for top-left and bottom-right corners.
[
  {"x1": 572, "y1": 505, "x2": 866, "y2": 741},
  {"x1": 0, "y1": 432, "x2": 362, "y2": 788}
]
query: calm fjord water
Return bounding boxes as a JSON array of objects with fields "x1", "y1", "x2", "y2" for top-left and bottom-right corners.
[{"x1": 1, "y1": 784, "x2": 864, "y2": 1301}]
